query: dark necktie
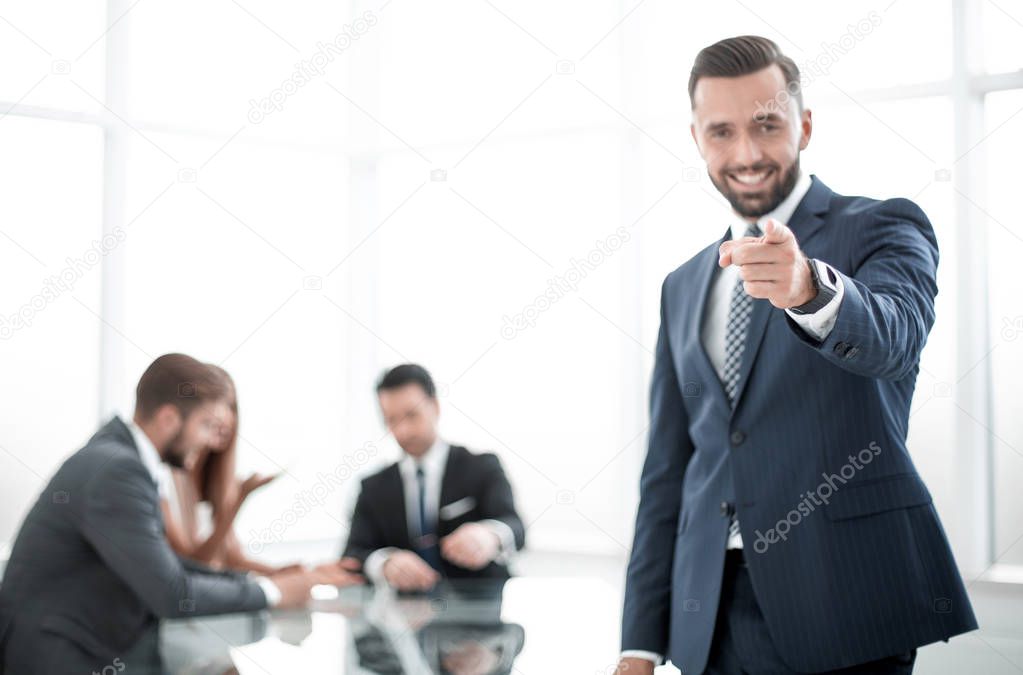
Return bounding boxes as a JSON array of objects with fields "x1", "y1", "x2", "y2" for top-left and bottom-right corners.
[
  {"x1": 415, "y1": 465, "x2": 442, "y2": 571},
  {"x1": 722, "y1": 222, "x2": 763, "y2": 406},
  {"x1": 722, "y1": 222, "x2": 761, "y2": 545}
]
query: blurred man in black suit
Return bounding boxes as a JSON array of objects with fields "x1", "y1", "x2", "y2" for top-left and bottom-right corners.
[{"x1": 343, "y1": 364, "x2": 525, "y2": 591}]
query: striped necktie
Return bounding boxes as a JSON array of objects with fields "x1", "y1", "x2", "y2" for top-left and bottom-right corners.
[
  {"x1": 722, "y1": 222, "x2": 763, "y2": 406},
  {"x1": 722, "y1": 222, "x2": 762, "y2": 546}
]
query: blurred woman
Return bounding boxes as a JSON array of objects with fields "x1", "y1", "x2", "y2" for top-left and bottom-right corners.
[{"x1": 159, "y1": 365, "x2": 292, "y2": 575}]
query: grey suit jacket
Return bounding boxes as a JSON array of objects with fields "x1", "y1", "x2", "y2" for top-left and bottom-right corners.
[{"x1": 0, "y1": 416, "x2": 268, "y2": 674}]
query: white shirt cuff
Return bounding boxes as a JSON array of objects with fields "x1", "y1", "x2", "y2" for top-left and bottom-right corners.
[
  {"x1": 621, "y1": 650, "x2": 663, "y2": 665},
  {"x1": 364, "y1": 547, "x2": 399, "y2": 586},
  {"x1": 785, "y1": 262, "x2": 845, "y2": 341},
  {"x1": 479, "y1": 518, "x2": 517, "y2": 564},
  {"x1": 255, "y1": 576, "x2": 281, "y2": 607}
]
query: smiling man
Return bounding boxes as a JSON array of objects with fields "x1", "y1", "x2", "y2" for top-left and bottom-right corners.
[{"x1": 617, "y1": 36, "x2": 976, "y2": 674}]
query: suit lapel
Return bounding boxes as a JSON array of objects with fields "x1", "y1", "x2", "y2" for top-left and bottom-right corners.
[
  {"x1": 382, "y1": 465, "x2": 412, "y2": 549},
  {"x1": 728, "y1": 176, "x2": 832, "y2": 415},
  {"x1": 438, "y1": 446, "x2": 462, "y2": 536},
  {"x1": 692, "y1": 229, "x2": 734, "y2": 412}
]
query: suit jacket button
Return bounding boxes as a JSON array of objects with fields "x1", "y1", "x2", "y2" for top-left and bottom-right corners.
[
  {"x1": 730, "y1": 430, "x2": 746, "y2": 446},
  {"x1": 720, "y1": 501, "x2": 731, "y2": 516},
  {"x1": 834, "y1": 341, "x2": 849, "y2": 355}
]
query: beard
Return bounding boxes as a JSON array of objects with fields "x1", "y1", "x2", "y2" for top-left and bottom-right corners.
[
  {"x1": 709, "y1": 157, "x2": 800, "y2": 219},
  {"x1": 162, "y1": 428, "x2": 192, "y2": 469}
]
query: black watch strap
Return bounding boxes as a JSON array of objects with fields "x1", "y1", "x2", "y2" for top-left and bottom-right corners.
[{"x1": 789, "y1": 258, "x2": 837, "y2": 315}]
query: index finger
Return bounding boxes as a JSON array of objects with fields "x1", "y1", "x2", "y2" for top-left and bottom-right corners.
[{"x1": 719, "y1": 236, "x2": 762, "y2": 266}]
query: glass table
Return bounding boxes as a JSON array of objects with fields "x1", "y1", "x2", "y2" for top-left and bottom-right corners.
[{"x1": 161, "y1": 577, "x2": 623, "y2": 674}]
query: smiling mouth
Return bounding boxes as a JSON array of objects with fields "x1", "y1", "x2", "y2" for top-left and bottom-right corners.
[{"x1": 727, "y1": 167, "x2": 775, "y2": 191}]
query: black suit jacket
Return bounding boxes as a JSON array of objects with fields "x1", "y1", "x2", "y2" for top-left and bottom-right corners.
[
  {"x1": 0, "y1": 416, "x2": 267, "y2": 674},
  {"x1": 343, "y1": 445, "x2": 525, "y2": 580}
]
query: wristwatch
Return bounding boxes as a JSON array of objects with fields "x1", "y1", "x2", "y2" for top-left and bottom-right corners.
[{"x1": 788, "y1": 258, "x2": 838, "y2": 315}]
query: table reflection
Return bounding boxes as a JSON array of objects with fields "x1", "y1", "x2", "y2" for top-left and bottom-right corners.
[
  {"x1": 162, "y1": 577, "x2": 620, "y2": 674},
  {"x1": 347, "y1": 582, "x2": 524, "y2": 674}
]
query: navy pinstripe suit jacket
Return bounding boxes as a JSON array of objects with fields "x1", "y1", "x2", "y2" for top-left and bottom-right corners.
[{"x1": 621, "y1": 175, "x2": 977, "y2": 673}]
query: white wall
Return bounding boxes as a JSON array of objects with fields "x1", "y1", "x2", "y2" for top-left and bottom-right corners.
[{"x1": 1, "y1": 0, "x2": 1021, "y2": 574}]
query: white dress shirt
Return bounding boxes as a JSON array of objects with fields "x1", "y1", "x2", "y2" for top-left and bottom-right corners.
[
  {"x1": 621, "y1": 172, "x2": 845, "y2": 666},
  {"x1": 126, "y1": 421, "x2": 167, "y2": 497},
  {"x1": 126, "y1": 420, "x2": 282, "y2": 607},
  {"x1": 364, "y1": 438, "x2": 517, "y2": 585},
  {"x1": 700, "y1": 170, "x2": 844, "y2": 550}
]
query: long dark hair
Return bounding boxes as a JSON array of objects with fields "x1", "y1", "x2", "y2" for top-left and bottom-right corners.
[{"x1": 190, "y1": 364, "x2": 239, "y2": 510}]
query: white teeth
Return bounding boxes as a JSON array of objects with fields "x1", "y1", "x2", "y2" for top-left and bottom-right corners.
[{"x1": 732, "y1": 171, "x2": 768, "y2": 185}]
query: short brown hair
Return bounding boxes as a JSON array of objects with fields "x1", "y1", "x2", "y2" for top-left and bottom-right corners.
[
  {"x1": 134, "y1": 353, "x2": 229, "y2": 421},
  {"x1": 688, "y1": 35, "x2": 802, "y2": 110}
]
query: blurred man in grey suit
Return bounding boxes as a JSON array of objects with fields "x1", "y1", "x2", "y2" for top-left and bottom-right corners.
[{"x1": 0, "y1": 354, "x2": 355, "y2": 674}]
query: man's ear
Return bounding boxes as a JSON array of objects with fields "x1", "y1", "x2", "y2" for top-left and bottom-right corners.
[
  {"x1": 154, "y1": 403, "x2": 182, "y2": 433},
  {"x1": 798, "y1": 108, "x2": 812, "y2": 151}
]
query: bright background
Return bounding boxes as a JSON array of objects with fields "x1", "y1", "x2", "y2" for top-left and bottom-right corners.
[{"x1": 1, "y1": 1, "x2": 1021, "y2": 657}]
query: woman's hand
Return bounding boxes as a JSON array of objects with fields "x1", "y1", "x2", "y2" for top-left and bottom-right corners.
[{"x1": 239, "y1": 472, "x2": 279, "y2": 499}]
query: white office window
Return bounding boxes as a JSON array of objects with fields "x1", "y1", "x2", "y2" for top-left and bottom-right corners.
[
  {"x1": 986, "y1": 89, "x2": 1023, "y2": 566},
  {"x1": 0, "y1": 116, "x2": 104, "y2": 542}
]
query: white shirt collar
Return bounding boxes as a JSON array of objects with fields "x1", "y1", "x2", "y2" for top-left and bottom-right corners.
[
  {"x1": 126, "y1": 419, "x2": 166, "y2": 490},
  {"x1": 398, "y1": 437, "x2": 450, "y2": 478},
  {"x1": 729, "y1": 170, "x2": 813, "y2": 241}
]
